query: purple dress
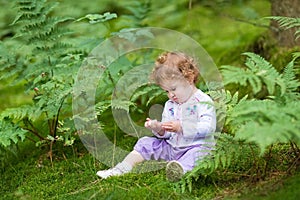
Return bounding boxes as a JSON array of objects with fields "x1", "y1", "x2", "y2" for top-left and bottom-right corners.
[{"x1": 134, "y1": 89, "x2": 216, "y2": 173}]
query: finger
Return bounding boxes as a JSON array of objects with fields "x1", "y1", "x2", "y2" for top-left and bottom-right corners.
[
  {"x1": 161, "y1": 123, "x2": 170, "y2": 127},
  {"x1": 144, "y1": 121, "x2": 150, "y2": 127},
  {"x1": 161, "y1": 125, "x2": 172, "y2": 130},
  {"x1": 162, "y1": 122, "x2": 172, "y2": 126}
]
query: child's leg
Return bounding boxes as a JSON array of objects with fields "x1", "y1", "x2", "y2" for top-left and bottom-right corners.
[
  {"x1": 177, "y1": 146, "x2": 211, "y2": 173},
  {"x1": 97, "y1": 136, "x2": 168, "y2": 179},
  {"x1": 133, "y1": 136, "x2": 171, "y2": 161},
  {"x1": 96, "y1": 150, "x2": 144, "y2": 179},
  {"x1": 166, "y1": 146, "x2": 208, "y2": 182},
  {"x1": 123, "y1": 150, "x2": 145, "y2": 167}
]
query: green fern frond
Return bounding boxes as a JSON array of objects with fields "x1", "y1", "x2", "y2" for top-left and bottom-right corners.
[
  {"x1": 0, "y1": 43, "x2": 22, "y2": 82},
  {"x1": 267, "y1": 16, "x2": 300, "y2": 40},
  {"x1": 229, "y1": 99, "x2": 300, "y2": 153},
  {"x1": 268, "y1": 16, "x2": 300, "y2": 29},
  {"x1": 0, "y1": 119, "x2": 27, "y2": 147},
  {"x1": 208, "y1": 89, "x2": 248, "y2": 129},
  {"x1": 243, "y1": 52, "x2": 285, "y2": 94},
  {"x1": 221, "y1": 65, "x2": 262, "y2": 93},
  {"x1": 145, "y1": 89, "x2": 165, "y2": 106},
  {"x1": 76, "y1": 12, "x2": 117, "y2": 24},
  {"x1": 33, "y1": 83, "x2": 72, "y2": 117},
  {"x1": 183, "y1": 133, "x2": 243, "y2": 182},
  {"x1": 12, "y1": 0, "x2": 57, "y2": 25},
  {"x1": 227, "y1": 100, "x2": 276, "y2": 129},
  {"x1": 292, "y1": 52, "x2": 300, "y2": 61},
  {"x1": 111, "y1": 99, "x2": 136, "y2": 112},
  {"x1": 13, "y1": 0, "x2": 73, "y2": 54},
  {"x1": 181, "y1": 131, "x2": 261, "y2": 192},
  {"x1": 0, "y1": 105, "x2": 41, "y2": 121},
  {"x1": 131, "y1": 84, "x2": 163, "y2": 106},
  {"x1": 221, "y1": 52, "x2": 286, "y2": 95},
  {"x1": 18, "y1": 17, "x2": 73, "y2": 40},
  {"x1": 95, "y1": 100, "x2": 111, "y2": 116},
  {"x1": 282, "y1": 59, "x2": 300, "y2": 94},
  {"x1": 123, "y1": 0, "x2": 151, "y2": 27},
  {"x1": 7, "y1": 0, "x2": 78, "y2": 89}
]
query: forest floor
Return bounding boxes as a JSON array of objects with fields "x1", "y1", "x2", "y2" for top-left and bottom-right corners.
[
  {"x1": 1, "y1": 138, "x2": 299, "y2": 200},
  {"x1": 1, "y1": 0, "x2": 299, "y2": 199}
]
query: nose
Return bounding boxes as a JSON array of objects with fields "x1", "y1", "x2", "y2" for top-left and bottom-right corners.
[{"x1": 168, "y1": 92, "x2": 175, "y2": 98}]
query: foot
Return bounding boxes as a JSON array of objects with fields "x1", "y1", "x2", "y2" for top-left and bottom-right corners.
[
  {"x1": 96, "y1": 167, "x2": 123, "y2": 179},
  {"x1": 96, "y1": 162, "x2": 131, "y2": 179},
  {"x1": 166, "y1": 160, "x2": 184, "y2": 182}
]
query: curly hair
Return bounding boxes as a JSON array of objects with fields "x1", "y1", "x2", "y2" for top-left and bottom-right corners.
[{"x1": 151, "y1": 51, "x2": 200, "y2": 85}]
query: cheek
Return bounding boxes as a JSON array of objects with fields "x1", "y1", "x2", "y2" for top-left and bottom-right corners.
[
  {"x1": 178, "y1": 87, "x2": 191, "y2": 97},
  {"x1": 176, "y1": 89, "x2": 186, "y2": 97}
]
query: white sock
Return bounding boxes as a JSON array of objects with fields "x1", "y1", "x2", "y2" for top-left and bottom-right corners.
[{"x1": 115, "y1": 162, "x2": 132, "y2": 173}]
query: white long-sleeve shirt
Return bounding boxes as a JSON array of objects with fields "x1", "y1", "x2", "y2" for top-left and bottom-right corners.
[{"x1": 153, "y1": 89, "x2": 216, "y2": 147}]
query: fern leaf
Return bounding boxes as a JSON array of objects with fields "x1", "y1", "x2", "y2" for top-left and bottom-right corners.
[
  {"x1": 95, "y1": 100, "x2": 111, "y2": 116},
  {"x1": 268, "y1": 16, "x2": 300, "y2": 29},
  {"x1": 236, "y1": 121, "x2": 294, "y2": 154},
  {"x1": 266, "y1": 16, "x2": 300, "y2": 40},
  {"x1": 243, "y1": 52, "x2": 284, "y2": 94},
  {"x1": 0, "y1": 43, "x2": 24, "y2": 83},
  {"x1": 18, "y1": 17, "x2": 73, "y2": 40},
  {"x1": 146, "y1": 89, "x2": 165, "y2": 106},
  {"x1": 186, "y1": 132, "x2": 242, "y2": 180},
  {"x1": 282, "y1": 60, "x2": 300, "y2": 93},
  {"x1": 111, "y1": 99, "x2": 136, "y2": 112},
  {"x1": 0, "y1": 119, "x2": 27, "y2": 147},
  {"x1": 221, "y1": 65, "x2": 248, "y2": 86},
  {"x1": 230, "y1": 100, "x2": 300, "y2": 153},
  {"x1": 222, "y1": 52, "x2": 286, "y2": 96},
  {"x1": 76, "y1": 12, "x2": 117, "y2": 24},
  {"x1": 130, "y1": 84, "x2": 164, "y2": 106},
  {"x1": 0, "y1": 105, "x2": 41, "y2": 121}
]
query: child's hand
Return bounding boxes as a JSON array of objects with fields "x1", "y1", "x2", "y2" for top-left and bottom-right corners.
[
  {"x1": 144, "y1": 118, "x2": 163, "y2": 133},
  {"x1": 161, "y1": 121, "x2": 182, "y2": 133}
]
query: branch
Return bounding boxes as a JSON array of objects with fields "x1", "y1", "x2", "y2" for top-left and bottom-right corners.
[
  {"x1": 24, "y1": 119, "x2": 44, "y2": 140},
  {"x1": 286, "y1": 154, "x2": 300, "y2": 174},
  {"x1": 25, "y1": 135, "x2": 37, "y2": 143},
  {"x1": 53, "y1": 93, "x2": 69, "y2": 137},
  {"x1": 23, "y1": 127, "x2": 44, "y2": 141}
]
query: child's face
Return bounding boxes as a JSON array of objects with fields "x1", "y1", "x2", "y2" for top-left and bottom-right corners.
[{"x1": 160, "y1": 79, "x2": 194, "y2": 104}]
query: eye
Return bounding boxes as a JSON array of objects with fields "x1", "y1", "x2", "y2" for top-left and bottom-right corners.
[{"x1": 170, "y1": 87, "x2": 176, "y2": 91}]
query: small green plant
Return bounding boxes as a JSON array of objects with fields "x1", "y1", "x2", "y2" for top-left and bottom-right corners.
[
  {"x1": 1, "y1": 0, "x2": 76, "y2": 148},
  {"x1": 0, "y1": 0, "x2": 157, "y2": 165},
  {"x1": 0, "y1": 0, "x2": 117, "y2": 159}
]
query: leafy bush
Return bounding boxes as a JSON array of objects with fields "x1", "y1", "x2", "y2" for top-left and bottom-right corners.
[
  {"x1": 0, "y1": 0, "x2": 154, "y2": 160},
  {"x1": 0, "y1": 0, "x2": 116, "y2": 153},
  {"x1": 180, "y1": 39, "x2": 300, "y2": 192}
]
